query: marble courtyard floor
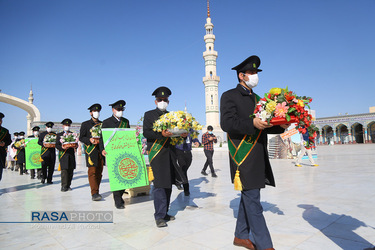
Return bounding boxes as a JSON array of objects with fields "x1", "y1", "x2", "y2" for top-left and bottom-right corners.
[{"x1": 1, "y1": 144, "x2": 375, "y2": 250}]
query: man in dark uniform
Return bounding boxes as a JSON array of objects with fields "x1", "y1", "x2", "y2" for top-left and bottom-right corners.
[
  {"x1": 79, "y1": 103, "x2": 104, "y2": 201},
  {"x1": 13, "y1": 131, "x2": 27, "y2": 175},
  {"x1": 99, "y1": 100, "x2": 130, "y2": 209},
  {"x1": 143, "y1": 86, "x2": 188, "y2": 227},
  {"x1": 0, "y1": 113, "x2": 12, "y2": 181},
  {"x1": 56, "y1": 119, "x2": 78, "y2": 192},
  {"x1": 220, "y1": 55, "x2": 290, "y2": 250},
  {"x1": 38, "y1": 122, "x2": 56, "y2": 184},
  {"x1": 28, "y1": 126, "x2": 41, "y2": 179}
]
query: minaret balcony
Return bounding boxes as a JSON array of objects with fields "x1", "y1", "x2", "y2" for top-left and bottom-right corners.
[
  {"x1": 203, "y1": 51, "x2": 218, "y2": 57},
  {"x1": 203, "y1": 76, "x2": 220, "y2": 82}
]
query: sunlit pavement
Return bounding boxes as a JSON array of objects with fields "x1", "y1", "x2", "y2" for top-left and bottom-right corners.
[{"x1": 1, "y1": 144, "x2": 375, "y2": 249}]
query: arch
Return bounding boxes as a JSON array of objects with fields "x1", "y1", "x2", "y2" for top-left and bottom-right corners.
[
  {"x1": 336, "y1": 124, "x2": 348, "y2": 144},
  {"x1": 351, "y1": 122, "x2": 364, "y2": 143},
  {"x1": 368, "y1": 121, "x2": 375, "y2": 143},
  {"x1": 0, "y1": 93, "x2": 41, "y2": 135},
  {"x1": 322, "y1": 125, "x2": 333, "y2": 145}
]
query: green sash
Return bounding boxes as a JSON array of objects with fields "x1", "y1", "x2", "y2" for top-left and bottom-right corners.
[
  {"x1": 119, "y1": 119, "x2": 128, "y2": 128},
  {"x1": 148, "y1": 138, "x2": 168, "y2": 164},
  {"x1": 227, "y1": 93, "x2": 262, "y2": 167},
  {"x1": 84, "y1": 123, "x2": 102, "y2": 156},
  {"x1": 58, "y1": 150, "x2": 66, "y2": 160},
  {"x1": 0, "y1": 127, "x2": 8, "y2": 141}
]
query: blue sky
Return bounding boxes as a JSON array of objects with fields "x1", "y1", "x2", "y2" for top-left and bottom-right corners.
[{"x1": 1, "y1": 0, "x2": 375, "y2": 133}]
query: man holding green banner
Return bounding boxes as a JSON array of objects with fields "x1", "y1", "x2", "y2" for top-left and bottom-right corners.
[
  {"x1": 99, "y1": 100, "x2": 131, "y2": 209},
  {"x1": 221, "y1": 55, "x2": 289, "y2": 250},
  {"x1": 26, "y1": 126, "x2": 42, "y2": 179}
]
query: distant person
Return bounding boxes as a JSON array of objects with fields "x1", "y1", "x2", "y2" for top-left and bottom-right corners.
[
  {"x1": 143, "y1": 86, "x2": 187, "y2": 227},
  {"x1": 175, "y1": 129, "x2": 201, "y2": 196},
  {"x1": 38, "y1": 122, "x2": 56, "y2": 184},
  {"x1": 79, "y1": 103, "x2": 104, "y2": 201},
  {"x1": 56, "y1": 119, "x2": 78, "y2": 192},
  {"x1": 295, "y1": 128, "x2": 318, "y2": 167},
  {"x1": 99, "y1": 100, "x2": 130, "y2": 209},
  {"x1": 0, "y1": 113, "x2": 12, "y2": 181},
  {"x1": 221, "y1": 55, "x2": 289, "y2": 250},
  {"x1": 201, "y1": 125, "x2": 217, "y2": 177},
  {"x1": 28, "y1": 126, "x2": 41, "y2": 179}
]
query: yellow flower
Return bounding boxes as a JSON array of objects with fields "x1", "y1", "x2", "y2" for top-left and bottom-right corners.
[
  {"x1": 266, "y1": 100, "x2": 277, "y2": 113},
  {"x1": 269, "y1": 88, "x2": 282, "y2": 95},
  {"x1": 297, "y1": 100, "x2": 304, "y2": 107}
]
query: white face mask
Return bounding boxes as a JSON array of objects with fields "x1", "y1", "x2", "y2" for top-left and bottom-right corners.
[
  {"x1": 92, "y1": 111, "x2": 100, "y2": 119},
  {"x1": 46, "y1": 127, "x2": 52, "y2": 133},
  {"x1": 20, "y1": 136, "x2": 24, "y2": 139},
  {"x1": 33, "y1": 131, "x2": 39, "y2": 137},
  {"x1": 115, "y1": 110, "x2": 123, "y2": 118},
  {"x1": 244, "y1": 73, "x2": 259, "y2": 88},
  {"x1": 63, "y1": 126, "x2": 70, "y2": 131},
  {"x1": 157, "y1": 101, "x2": 168, "y2": 111}
]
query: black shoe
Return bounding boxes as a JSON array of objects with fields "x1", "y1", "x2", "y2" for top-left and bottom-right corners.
[
  {"x1": 20, "y1": 173, "x2": 23, "y2": 175},
  {"x1": 41, "y1": 179, "x2": 45, "y2": 184},
  {"x1": 212, "y1": 173, "x2": 218, "y2": 178},
  {"x1": 201, "y1": 170, "x2": 208, "y2": 176},
  {"x1": 67, "y1": 187, "x2": 72, "y2": 191},
  {"x1": 116, "y1": 204, "x2": 125, "y2": 209},
  {"x1": 61, "y1": 187, "x2": 68, "y2": 192},
  {"x1": 31, "y1": 176, "x2": 35, "y2": 179},
  {"x1": 92, "y1": 193, "x2": 102, "y2": 201},
  {"x1": 184, "y1": 191, "x2": 190, "y2": 196},
  {"x1": 156, "y1": 218, "x2": 167, "y2": 227},
  {"x1": 47, "y1": 181, "x2": 53, "y2": 184},
  {"x1": 24, "y1": 171, "x2": 29, "y2": 175},
  {"x1": 164, "y1": 214, "x2": 175, "y2": 221}
]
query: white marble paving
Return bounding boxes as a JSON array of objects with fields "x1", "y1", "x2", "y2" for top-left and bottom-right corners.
[{"x1": 1, "y1": 144, "x2": 375, "y2": 249}]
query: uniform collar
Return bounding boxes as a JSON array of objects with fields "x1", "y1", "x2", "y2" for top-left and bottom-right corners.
[{"x1": 236, "y1": 84, "x2": 253, "y2": 96}]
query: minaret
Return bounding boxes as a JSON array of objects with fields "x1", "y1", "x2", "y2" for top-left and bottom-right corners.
[
  {"x1": 203, "y1": 0, "x2": 223, "y2": 142},
  {"x1": 27, "y1": 85, "x2": 34, "y2": 135}
]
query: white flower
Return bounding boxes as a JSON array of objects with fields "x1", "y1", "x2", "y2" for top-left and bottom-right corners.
[{"x1": 260, "y1": 110, "x2": 271, "y2": 121}]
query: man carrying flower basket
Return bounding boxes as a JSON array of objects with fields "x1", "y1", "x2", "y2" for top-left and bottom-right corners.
[
  {"x1": 13, "y1": 131, "x2": 27, "y2": 175},
  {"x1": 38, "y1": 122, "x2": 57, "y2": 184},
  {"x1": 143, "y1": 86, "x2": 188, "y2": 228},
  {"x1": 79, "y1": 103, "x2": 104, "y2": 201},
  {"x1": 56, "y1": 119, "x2": 78, "y2": 192},
  {"x1": 221, "y1": 55, "x2": 290, "y2": 250}
]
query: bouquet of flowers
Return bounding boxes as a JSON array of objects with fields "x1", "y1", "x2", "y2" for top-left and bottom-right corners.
[
  {"x1": 252, "y1": 87, "x2": 319, "y2": 148},
  {"x1": 43, "y1": 134, "x2": 56, "y2": 148},
  {"x1": 153, "y1": 111, "x2": 203, "y2": 145},
  {"x1": 60, "y1": 132, "x2": 79, "y2": 148},
  {"x1": 90, "y1": 125, "x2": 102, "y2": 138},
  {"x1": 14, "y1": 139, "x2": 25, "y2": 148}
]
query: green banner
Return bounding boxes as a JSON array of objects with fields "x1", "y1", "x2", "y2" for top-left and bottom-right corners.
[
  {"x1": 102, "y1": 128, "x2": 149, "y2": 192},
  {"x1": 25, "y1": 138, "x2": 42, "y2": 170}
]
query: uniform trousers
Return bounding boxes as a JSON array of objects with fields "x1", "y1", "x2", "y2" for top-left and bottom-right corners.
[
  {"x1": 113, "y1": 190, "x2": 125, "y2": 207},
  {"x1": 88, "y1": 157, "x2": 103, "y2": 195},
  {"x1": 42, "y1": 159, "x2": 55, "y2": 183},
  {"x1": 153, "y1": 187, "x2": 172, "y2": 220},
  {"x1": 61, "y1": 167, "x2": 74, "y2": 189},
  {"x1": 235, "y1": 189, "x2": 273, "y2": 250},
  {"x1": 202, "y1": 149, "x2": 215, "y2": 173},
  {"x1": 176, "y1": 150, "x2": 192, "y2": 193}
]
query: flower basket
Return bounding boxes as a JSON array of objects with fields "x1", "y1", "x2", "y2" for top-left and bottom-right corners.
[
  {"x1": 91, "y1": 137, "x2": 100, "y2": 144},
  {"x1": 270, "y1": 116, "x2": 298, "y2": 125},
  {"x1": 153, "y1": 111, "x2": 203, "y2": 145},
  {"x1": 169, "y1": 127, "x2": 189, "y2": 137},
  {"x1": 63, "y1": 142, "x2": 77, "y2": 148},
  {"x1": 44, "y1": 142, "x2": 56, "y2": 148}
]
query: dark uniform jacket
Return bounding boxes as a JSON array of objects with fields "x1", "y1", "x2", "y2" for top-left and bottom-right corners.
[
  {"x1": 99, "y1": 115, "x2": 130, "y2": 153},
  {"x1": 55, "y1": 131, "x2": 76, "y2": 170},
  {"x1": 143, "y1": 108, "x2": 187, "y2": 189},
  {"x1": 79, "y1": 118, "x2": 102, "y2": 167},
  {"x1": 12, "y1": 138, "x2": 26, "y2": 165},
  {"x1": 0, "y1": 127, "x2": 11, "y2": 168},
  {"x1": 38, "y1": 131, "x2": 57, "y2": 163},
  {"x1": 220, "y1": 84, "x2": 285, "y2": 190}
]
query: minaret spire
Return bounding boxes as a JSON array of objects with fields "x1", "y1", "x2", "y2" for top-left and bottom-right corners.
[{"x1": 207, "y1": 0, "x2": 210, "y2": 17}]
